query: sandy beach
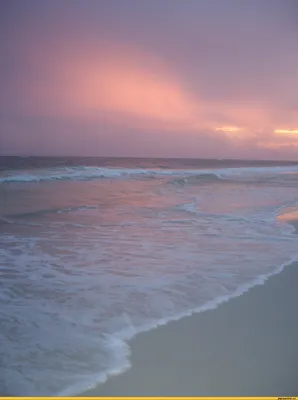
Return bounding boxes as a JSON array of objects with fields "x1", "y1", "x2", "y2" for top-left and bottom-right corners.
[{"x1": 84, "y1": 221, "x2": 298, "y2": 397}]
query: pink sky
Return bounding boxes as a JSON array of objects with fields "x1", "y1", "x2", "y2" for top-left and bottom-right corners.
[{"x1": 0, "y1": 0, "x2": 297, "y2": 160}]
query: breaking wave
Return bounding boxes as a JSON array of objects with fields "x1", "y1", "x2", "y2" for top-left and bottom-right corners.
[
  {"x1": 1, "y1": 165, "x2": 298, "y2": 183},
  {"x1": 1, "y1": 161, "x2": 298, "y2": 396}
]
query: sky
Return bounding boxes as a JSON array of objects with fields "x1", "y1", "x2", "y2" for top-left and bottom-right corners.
[{"x1": 0, "y1": 0, "x2": 298, "y2": 159}]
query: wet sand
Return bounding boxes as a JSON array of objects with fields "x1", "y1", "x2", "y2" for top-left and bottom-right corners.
[{"x1": 84, "y1": 221, "x2": 298, "y2": 397}]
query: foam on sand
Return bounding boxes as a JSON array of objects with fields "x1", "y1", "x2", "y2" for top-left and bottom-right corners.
[
  {"x1": 83, "y1": 257, "x2": 298, "y2": 396},
  {"x1": 2, "y1": 164, "x2": 298, "y2": 396}
]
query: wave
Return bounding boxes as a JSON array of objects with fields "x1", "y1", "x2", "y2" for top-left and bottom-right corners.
[
  {"x1": 58, "y1": 251, "x2": 298, "y2": 396},
  {"x1": 0, "y1": 216, "x2": 13, "y2": 224},
  {"x1": 4, "y1": 205, "x2": 101, "y2": 221},
  {"x1": 2, "y1": 163, "x2": 298, "y2": 396},
  {"x1": 177, "y1": 198, "x2": 298, "y2": 228},
  {"x1": 57, "y1": 205, "x2": 99, "y2": 214},
  {"x1": 56, "y1": 200, "x2": 298, "y2": 396},
  {"x1": 2, "y1": 215, "x2": 298, "y2": 396},
  {"x1": 170, "y1": 173, "x2": 223, "y2": 186},
  {"x1": 0, "y1": 167, "x2": 224, "y2": 183},
  {"x1": 1, "y1": 165, "x2": 298, "y2": 183}
]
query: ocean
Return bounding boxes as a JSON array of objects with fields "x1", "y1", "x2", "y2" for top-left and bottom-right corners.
[{"x1": 1, "y1": 156, "x2": 298, "y2": 396}]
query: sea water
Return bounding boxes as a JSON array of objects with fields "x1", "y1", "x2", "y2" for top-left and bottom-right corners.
[{"x1": 1, "y1": 157, "x2": 298, "y2": 395}]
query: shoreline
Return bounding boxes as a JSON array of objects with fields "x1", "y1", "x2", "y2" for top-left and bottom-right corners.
[{"x1": 82, "y1": 219, "x2": 298, "y2": 397}]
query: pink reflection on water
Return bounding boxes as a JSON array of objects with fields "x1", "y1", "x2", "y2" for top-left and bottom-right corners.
[{"x1": 277, "y1": 207, "x2": 298, "y2": 222}]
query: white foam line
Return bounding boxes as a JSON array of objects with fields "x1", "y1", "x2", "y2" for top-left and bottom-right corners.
[
  {"x1": 3, "y1": 167, "x2": 298, "y2": 396},
  {"x1": 0, "y1": 216, "x2": 12, "y2": 224},
  {"x1": 46, "y1": 198, "x2": 298, "y2": 397},
  {"x1": 1, "y1": 164, "x2": 298, "y2": 183},
  {"x1": 56, "y1": 248, "x2": 298, "y2": 397}
]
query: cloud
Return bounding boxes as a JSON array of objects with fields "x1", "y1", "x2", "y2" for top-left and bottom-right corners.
[
  {"x1": 18, "y1": 41, "x2": 288, "y2": 138},
  {"x1": 274, "y1": 129, "x2": 298, "y2": 136},
  {"x1": 1, "y1": 0, "x2": 298, "y2": 159}
]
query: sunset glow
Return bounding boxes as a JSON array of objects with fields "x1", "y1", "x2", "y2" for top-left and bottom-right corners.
[
  {"x1": 1, "y1": 0, "x2": 298, "y2": 159},
  {"x1": 274, "y1": 129, "x2": 298, "y2": 136},
  {"x1": 215, "y1": 127, "x2": 243, "y2": 132},
  {"x1": 81, "y1": 57, "x2": 201, "y2": 126}
]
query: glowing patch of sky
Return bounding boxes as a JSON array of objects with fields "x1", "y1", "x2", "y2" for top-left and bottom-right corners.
[{"x1": 0, "y1": 0, "x2": 298, "y2": 159}]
